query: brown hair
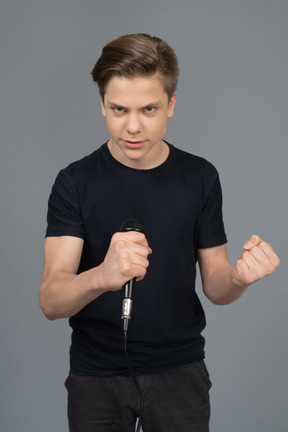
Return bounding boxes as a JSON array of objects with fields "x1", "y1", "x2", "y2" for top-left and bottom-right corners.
[{"x1": 91, "y1": 33, "x2": 179, "y2": 101}]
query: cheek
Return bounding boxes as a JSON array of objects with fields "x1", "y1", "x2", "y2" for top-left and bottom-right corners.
[
  {"x1": 106, "y1": 117, "x2": 121, "y2": 134},
  {"x1": 152, "y1": 117, "x2": 167, "y2": 135}
]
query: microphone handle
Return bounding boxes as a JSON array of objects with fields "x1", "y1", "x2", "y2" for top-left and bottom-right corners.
[
  {"x1": 121, "y1": 278, "x2": 136, "y2": 324},
  {"x1": 119, "y1": 218, "x2": 145, "y2": 331},
  {"x1": 122, "y1": 277, "x2": 136, "y2": 300}
]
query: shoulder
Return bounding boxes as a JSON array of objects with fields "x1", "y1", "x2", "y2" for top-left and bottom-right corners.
[
  {"x1": 55, "y1": 144, "x2": 106, "y2": 185},
  {"x1": 61, "y1": 149, "x2": 99, "y2": 177},
  {"x1": 170, "y1": 144, "x2": 219, "y2": 179}
]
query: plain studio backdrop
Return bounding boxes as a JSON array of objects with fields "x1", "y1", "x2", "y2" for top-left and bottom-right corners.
[{"x1": 0, "y1": 1, "x2": 287, "y2": 431}]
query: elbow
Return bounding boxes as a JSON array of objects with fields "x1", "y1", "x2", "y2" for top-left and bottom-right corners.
[
  {"x1": 204, "y1": 292, "x2": 233, "y2": 306},
  {"x1": 39, "y1": 299, "x2": 57, "y2": 321},
  {"x1": 39, "y1": 285, "x2": 58, "y2": 321},
  {"x1": 41, "y1": 309, "x2": 58, "y2": 321},
  {"x1": 203, "y1": 284, "x2": 239, "y2": 306},
  {"x1": 203, "y1": 286, "x2": 244, "y2": 306},
  {"x1": 208, "y1": 297, "x2": 235, "y2": 306}
]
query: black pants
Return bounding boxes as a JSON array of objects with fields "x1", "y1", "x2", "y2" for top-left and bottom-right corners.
[{"x1": 65, "y1": 361, "x2": 211, "y2": 432}]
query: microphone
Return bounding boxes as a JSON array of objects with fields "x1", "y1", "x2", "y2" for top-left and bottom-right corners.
[{"x1": 120, "y1": 219, "x2": 145, "y2": 331}]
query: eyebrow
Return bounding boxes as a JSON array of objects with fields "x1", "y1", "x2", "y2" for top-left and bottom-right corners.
[{"x1": 107, "y1": 100, "x2": 163, "y2": 109}]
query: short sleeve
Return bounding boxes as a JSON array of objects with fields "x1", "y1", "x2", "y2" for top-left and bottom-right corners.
[
  {"x1": 45, "y1": 170, "x2": 85, "y2": 239},
  {"x1": 196, "y1": 166, "x2": 227, "y2": 249}
]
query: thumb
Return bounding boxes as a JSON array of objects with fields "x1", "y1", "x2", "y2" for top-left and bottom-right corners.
[{"x1": 243, "y1": 234, "x2": 262, "y2": 251}]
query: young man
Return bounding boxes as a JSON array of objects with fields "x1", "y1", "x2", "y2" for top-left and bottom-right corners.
[{"x1": 39, "y1": 34, "x2": 280, "y2": 432}]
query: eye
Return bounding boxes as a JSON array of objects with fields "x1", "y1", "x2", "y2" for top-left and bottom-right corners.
[
  {"x1": 144, "y1": 106, "x2": 157, "y2": 114},
  {"x1": 112, "y1": 106, "x2": 125, "y2": 114}
]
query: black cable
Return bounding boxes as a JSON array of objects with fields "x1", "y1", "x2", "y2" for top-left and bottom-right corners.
[{"x1": 123, "y1": 328, "x2": 144, "y2": 432}]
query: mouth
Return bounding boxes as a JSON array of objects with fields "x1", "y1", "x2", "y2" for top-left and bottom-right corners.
[{"x1": 122, "y1": 140, "x2": 146, "y2": 148}]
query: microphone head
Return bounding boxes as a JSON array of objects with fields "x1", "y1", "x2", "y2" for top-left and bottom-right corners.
[{"x1": 120, "y1": 218, "x2": 145, "y2": 234}]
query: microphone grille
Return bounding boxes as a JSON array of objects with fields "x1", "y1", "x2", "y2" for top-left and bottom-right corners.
[{"x1": 120, "y1": 218, "x2": 145, "y2": 234}]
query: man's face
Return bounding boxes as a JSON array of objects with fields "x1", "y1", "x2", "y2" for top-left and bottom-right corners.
[{"x1": 101, "y1": 74, "x2": 176, "y2": 169}]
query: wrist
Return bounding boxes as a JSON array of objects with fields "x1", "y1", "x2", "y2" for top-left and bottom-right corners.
[
  {"x1": 230, "y1": 269, "x2": 249, "y2": 290},
  {"x1": 90, "y1": 264, "x2": 108, "y2": 295}
]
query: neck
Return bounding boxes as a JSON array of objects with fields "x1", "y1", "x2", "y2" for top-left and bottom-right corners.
[{"x1": 107, "y1": 139, "x2": 170, "y2": 170}]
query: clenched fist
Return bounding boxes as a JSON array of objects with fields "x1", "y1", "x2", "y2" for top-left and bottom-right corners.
[
  {"x1": 231, "y1": 235, "x2": 280, "y2": 287},
  {"x1": 97, "y1": 231, "x2": 152, "y2": 292}
]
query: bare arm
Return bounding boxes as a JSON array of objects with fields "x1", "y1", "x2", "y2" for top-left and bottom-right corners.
[
  {"x1": 39, "y1": 236, "x2": 104, "y2": 320},
  {"x1": 198, "y1": 235, "x2": 280, "y2": 305},
  {"x1": 39, "y1": 232, "x2": 151, "y2": 320}
]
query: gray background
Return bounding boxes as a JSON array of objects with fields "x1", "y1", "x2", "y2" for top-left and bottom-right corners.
[{"x1": 1, "y1": 0, "x2": 287, "y2": 431}]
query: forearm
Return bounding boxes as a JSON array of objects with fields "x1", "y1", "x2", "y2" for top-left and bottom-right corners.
[
  {"x1": 203, "y1": 264, "x2": 249, "y2": 305},
  {"x1": 39, "y1": 231, "x2": 151, "y2": 320},
  {"x1": 39, "y1": 266, "x2": 106, "y2": 320},
  {"x1": 199, "y1": 237, "x2": 280, "y2": 306}
]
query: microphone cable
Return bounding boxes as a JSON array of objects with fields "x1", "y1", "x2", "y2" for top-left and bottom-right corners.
[{"x1": 123, "y1": 327, "x2": 144, "y2": 432}]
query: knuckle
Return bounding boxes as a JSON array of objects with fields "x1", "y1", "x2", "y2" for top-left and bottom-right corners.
[
  {"x1": 140, "y1": 265, "x2": 147, "y2": 275},
  {"x1": 242, "y1": 251, "x2": 250, "y2": 260},
  {"x1": 257, "y1": 268, "x2": 266, "y2": 280},
  {"x1": 137, "y1": 268, "x2": 147, "y2": 281},
  {"x1": 121, "y1": 261, "x2": 133, "y2": 277},
  {"x1": 112, "y1": 232, "x2": 121, "y2": 242},
  {"x1": 121, "y1": 253, "x2": 133, "y2": 268},
  {"x1": 245, "y1": 275, "x2": 254, "y2": 285},
  {"x1": 115, "y1": 239, "x2": 127, "y2": 251},
  {"x1": 266, "y1": 263, "x2": 275, "y2": 275}
]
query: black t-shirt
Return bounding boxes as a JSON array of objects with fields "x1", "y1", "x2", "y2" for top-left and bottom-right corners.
[{"x1": 46, "y1": 142, "x2": 227, "y2": 375}]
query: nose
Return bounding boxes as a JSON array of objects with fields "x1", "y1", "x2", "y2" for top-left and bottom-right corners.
[{"x1": 126, "y1": 112, "x2": 142, "y2": 134}]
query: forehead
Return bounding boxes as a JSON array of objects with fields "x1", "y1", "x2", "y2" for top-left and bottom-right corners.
[{"x1": 104, "y1": 74, "x2": 168, "y2": 105}]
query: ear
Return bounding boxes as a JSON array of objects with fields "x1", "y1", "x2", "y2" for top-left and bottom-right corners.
[
  {"x1": 167, "y1": 92, "x2": 176, "y2": 119},
  {"x1": 101, "y1": 98, "x2": 107, "y2": 117}
]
